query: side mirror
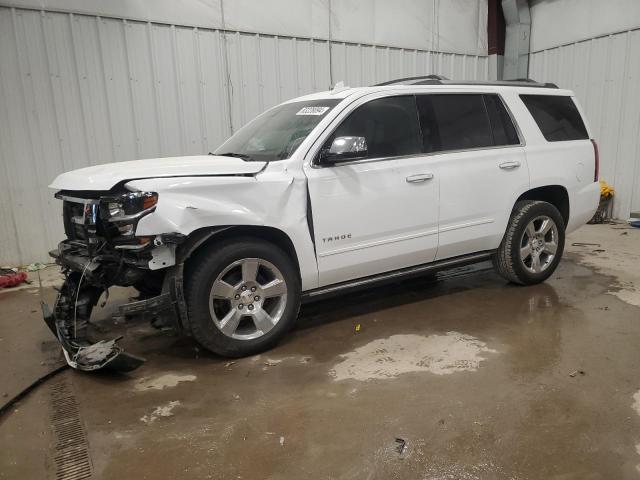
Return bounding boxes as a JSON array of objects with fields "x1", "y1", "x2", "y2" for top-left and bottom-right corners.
[{"x1": 320, "y1": 136, "x2": 368, "y2": 164}]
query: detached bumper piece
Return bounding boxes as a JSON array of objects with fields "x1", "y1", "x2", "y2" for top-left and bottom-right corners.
[{"x1": 41, "y1": 274, "x2": 145, "y2": 372}]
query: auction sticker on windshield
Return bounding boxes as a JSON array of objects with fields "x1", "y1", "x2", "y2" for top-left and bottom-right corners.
[{"x1": 296, "y1": 106, "x2": 331, "y2": 115}]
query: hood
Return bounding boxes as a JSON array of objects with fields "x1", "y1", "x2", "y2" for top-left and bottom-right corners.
[{"x1": 49, "y1": 155, "x2": 266, "y2": 191}]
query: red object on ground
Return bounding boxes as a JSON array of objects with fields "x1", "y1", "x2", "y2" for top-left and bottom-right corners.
[{"x1": 0, "y1": 270, "x2": 28, "y2": 288}]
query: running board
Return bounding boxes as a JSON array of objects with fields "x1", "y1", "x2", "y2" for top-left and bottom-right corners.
[{"x1": 302, "y1": 251, "x2": 494, "y2": 302}]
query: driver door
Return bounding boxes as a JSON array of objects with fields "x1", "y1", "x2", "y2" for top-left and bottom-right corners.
[{"x1": 303, "y1": 94, "x2": 440, "y2": 287}]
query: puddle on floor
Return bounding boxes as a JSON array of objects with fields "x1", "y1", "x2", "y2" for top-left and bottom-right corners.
[
  {"x1": 134, "y1": 373, "x2": 196, "y2": 392},
  {"x1": 140, "y1": 400, "x2": 181, "y2": 424},
  {"x1": 330, "y1": 332, "x2": 497, "y2": 381}
]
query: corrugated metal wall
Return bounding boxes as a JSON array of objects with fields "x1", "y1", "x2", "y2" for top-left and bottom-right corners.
[
  {"x1": 0, "y1": 6, "x2": 489, "y2": 264},
  {"x1": 529, "y1": 28, "x2": 640, "y2": 220}
]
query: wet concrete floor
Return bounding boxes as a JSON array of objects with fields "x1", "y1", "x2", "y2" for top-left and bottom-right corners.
[{"x1": 1, "y1": 224, "x2": 640, "y2": 479}]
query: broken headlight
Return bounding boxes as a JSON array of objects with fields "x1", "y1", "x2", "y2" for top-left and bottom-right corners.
[{"x1": 101, "y1": 191, "x2": 158, "y2": 249}]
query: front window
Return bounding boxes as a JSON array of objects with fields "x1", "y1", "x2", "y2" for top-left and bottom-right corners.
[
  {"x1": 215, "y1": 99, "x2": 341, "y2": 162},
  {"x1": 323, "y1": 95, "x2": 423, "y2": 159}
]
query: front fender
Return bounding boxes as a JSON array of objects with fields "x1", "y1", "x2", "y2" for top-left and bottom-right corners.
[{"x1": 127, "y1": 173, "x2": 319, "y2": 290}]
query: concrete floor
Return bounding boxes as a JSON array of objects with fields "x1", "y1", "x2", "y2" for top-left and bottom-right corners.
[{"x1": 1, "y1": 223, "x2": 640, "y2": 479}]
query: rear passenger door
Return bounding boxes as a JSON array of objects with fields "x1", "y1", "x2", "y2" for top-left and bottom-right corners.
[{"x1": 416, "y1": 93, "x2": 529, "y2": 260}]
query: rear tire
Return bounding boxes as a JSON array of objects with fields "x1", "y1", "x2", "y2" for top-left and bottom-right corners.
[
  {"x1": 493, "y1": 200, "x2": 565, "y2": 285},
  {"x1": 185, "y1": 238, "x2": 301, "y2": 357}
]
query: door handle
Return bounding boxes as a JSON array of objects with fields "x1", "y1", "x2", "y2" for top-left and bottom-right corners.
[
  {"x1": 406, "y1": 173, "x2": 434, "y2": 183},
  {"x1": 499, "y1": 161, "x2": 521, "y2": 170}
]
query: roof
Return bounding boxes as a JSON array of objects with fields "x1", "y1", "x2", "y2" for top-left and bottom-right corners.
[
  {"x1": 286, "y1": 76, "x2": 568, "y2": 104},
  {"x1": 374, "y1": 75, "x2": 558, "y2": 88}
]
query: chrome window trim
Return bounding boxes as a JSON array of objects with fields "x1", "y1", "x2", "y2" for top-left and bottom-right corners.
[
  {"x1": 313, "y1": 143, "x2": 525, "y2": 168},
  {"x1": 310, "y1": 91, "x2": 525, "y2": 169}
]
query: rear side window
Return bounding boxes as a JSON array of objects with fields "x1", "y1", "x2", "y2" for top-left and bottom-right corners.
[
  {"x1": 417, "y1": 94, "x2": 493, "y2": 152},
  {"x1": 484, "y1": 94, "x2": 520, "y2": 146},
  {"x1": 329, "y1": 96, "x2": 422, "y2": 158},
  {"x1": 520, "y1": 94, "x2": 588, "y2": 141}
]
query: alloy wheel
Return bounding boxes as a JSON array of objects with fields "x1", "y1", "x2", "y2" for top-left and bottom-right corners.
[
  {"x1": 519, "y1": 215, "x2": 559, "y2": 274},
  {"x1": 209, "y1": 258, "x2": 288, "y2": 340}
]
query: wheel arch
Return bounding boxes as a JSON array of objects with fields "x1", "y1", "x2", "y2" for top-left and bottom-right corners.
[
  {"x1": 515, "y1": 185, "x2": 569, "y2": 227},
  {"x1": 178, "y1": 225, "x2": 302, "y2": 281}
]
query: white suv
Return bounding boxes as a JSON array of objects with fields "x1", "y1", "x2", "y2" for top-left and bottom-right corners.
[{"x1": 45, "y1": 77, "x2": 600, "y2": 371}]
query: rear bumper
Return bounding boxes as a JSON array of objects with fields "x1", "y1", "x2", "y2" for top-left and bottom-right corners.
[{"x1": 567, "y1": 181, "x2": 600, "y2": 234}]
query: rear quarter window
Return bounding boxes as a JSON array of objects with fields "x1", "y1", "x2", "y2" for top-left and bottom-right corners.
[{"x1": 520, "y1": 94, "x2": 588, "y2": 142}]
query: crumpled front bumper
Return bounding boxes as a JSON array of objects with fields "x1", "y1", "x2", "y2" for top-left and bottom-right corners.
[
  {"x1": 41, "y1": 300, "x2": 145, "y2": 372},
  {"x1": 42, "y1": 241, "x2": 188, "y2": 372}
]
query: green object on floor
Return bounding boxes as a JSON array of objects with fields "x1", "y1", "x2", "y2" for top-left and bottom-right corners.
[{"x1": 26, "y1": 262, "x2": 47, "y2": 272}]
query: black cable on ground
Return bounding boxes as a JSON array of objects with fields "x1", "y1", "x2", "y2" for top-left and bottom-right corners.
[{"x1": 0, "y1": 364, "x2": 69, "y2": 419}]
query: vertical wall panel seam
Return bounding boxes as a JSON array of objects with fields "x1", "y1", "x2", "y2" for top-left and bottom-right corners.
[
  {"x1": 342, "y1": 43, "x2": 347, "y2": 80},
  {"x1": 462, "y1": 54, "x2": 466, "y2": 79},
  {"x1": 588, "y1": 39, "x2": 606, "y2": 124},
  {"x1": 11, "y1": 7, "x2": 50, "y2": 255},
  {"x1": 385, "y1": 47, "x2": 390, "y2": 81},
  {"x1": 98, "y1": 18, "x2": 122, "y2": 159},
  {"x1": 566, "y1": 43, "x2": 576, "y2": 111},
  {"x1": 327, "y1": 0, "x2": 333, "y2": 85},
  {"x1": 358, "y1": 44, "x2": 364, "y2": 84},
  {"x1": 32, "y1": 10, "x2": 61, "y2": 245},
  {"x1": 600, "y1": 37, "x2": 615, "y2": 177},
  {"x1": 255, "y1": 34, "x2": 264, "y2": 112},
  {"x1": 629, "y1": 105, "x2": 640, "y2": 216},
  {"x1": 310, "y1": 38, "x2": 317, "y2": 91},
  {"x1": 623, "y1": 33, "x2": 640, "y2": 217},
  {"x1": 215, "y1": 30, "x2": 232, "y2": 138},
  {"x1": 170, "y1": 25, "x2": 187, "y2": 151},
  {"x1": 628, "y1": 32, "x2": 640, "y2": 214},
  {"x1": 193, "y1": 27, "x2": 209, "y2": 152},
  {"x1": 38, "y1": 11, "x2": 66, "y2": 173},
  {"x1": 94, "y1": 16, "x2": 117, "y2": 161},
  {"x1": 122, "y1": 19, "x2": 141, "y2": 158},
  {"x1": 274, "y1": 35, "x2": 282, "y2": 103},
  {"x1": 235, "y1": 31, "x2": 246, "y2": 126},
  {"x1": 293, "y1": 37, "x2": 300, "y2": 95},
  {"x1": 611, "y1": 31, "x2": 631, "y2": 200},
  {"x1": 0, "y1": 21, "x2": 24, "y2": 262},
  {"x1": 219, "y1": 1, "x2": 234, "y2": 134},
  {"x1": 68, "y1": 13, "x2": 95, "y2": 163},
  {"x1": 146, "y1": 22, "x2": 164, "y2": 155}
]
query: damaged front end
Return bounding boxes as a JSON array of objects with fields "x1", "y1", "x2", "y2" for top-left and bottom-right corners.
[{"x1": 42, "y1": 188, "x2": 188, "y2": 372}]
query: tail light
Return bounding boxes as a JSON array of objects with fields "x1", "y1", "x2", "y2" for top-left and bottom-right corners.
[{"x1": 591, "y1": 139, "x2": 599, "y2": 182}]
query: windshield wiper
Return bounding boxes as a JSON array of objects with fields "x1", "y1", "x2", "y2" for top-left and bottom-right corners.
[{"x1": 211, "y1": 152, "x2": 257, "y2": 162}]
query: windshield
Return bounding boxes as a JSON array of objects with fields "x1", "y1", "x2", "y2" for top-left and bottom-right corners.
[{"x1": 215, "y1": 99, "x2": 341, "y2": 162}]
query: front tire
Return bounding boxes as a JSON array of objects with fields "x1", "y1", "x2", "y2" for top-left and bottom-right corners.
[
  {"x1": 493, "y1": 200, "x2": 565, "y2": 285},
  {"x1": 185, "y1": 238, "x2": 301, "y2": 357}
]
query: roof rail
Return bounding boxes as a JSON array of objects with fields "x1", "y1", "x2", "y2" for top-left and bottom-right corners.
[
  {"x1": 374, "y1": 75, "x2": 449, "y2": 86},
  {"x1": 372, "y1": 75, "x2": 558, "y2": 89}
]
